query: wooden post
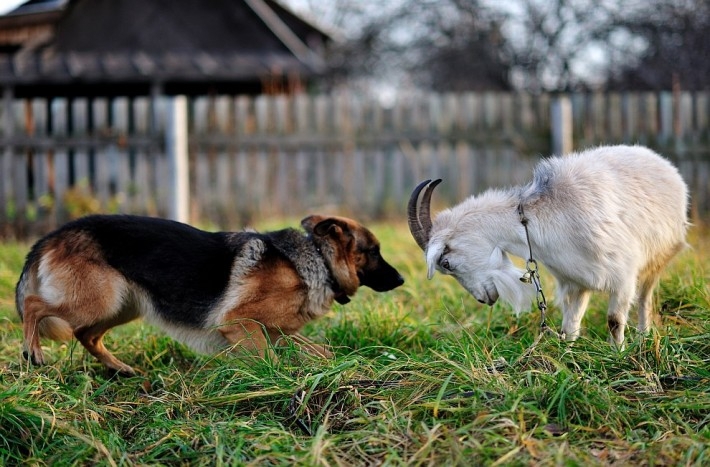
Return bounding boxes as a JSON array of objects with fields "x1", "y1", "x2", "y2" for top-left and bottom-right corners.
[
  {"x1": 659, "y1": 91, "x2": 673, "y2": 145},
  {"x1": 1, "y1": 86, "x2": 14, "y2": 232},
  {"x1": 551, "y1": 95, "x2": 573, "y2": 155},
  {"x1": 166, "y1": 95, "x2": 189, "y2": 223}
]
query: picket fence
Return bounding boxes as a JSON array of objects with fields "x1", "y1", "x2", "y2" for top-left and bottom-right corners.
[{"x1": 1, "y1": 90, "x2": 709, "y2": 238}]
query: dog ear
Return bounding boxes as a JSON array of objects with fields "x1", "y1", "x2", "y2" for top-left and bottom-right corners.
[
  {"x1": 302, "y1": 216, "x2": 350, "y2": 239},
  {"x1": 301, "y1": 215, "x2": 324, "y2": 234}
]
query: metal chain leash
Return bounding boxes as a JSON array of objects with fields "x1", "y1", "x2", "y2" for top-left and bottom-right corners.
[{"x1": 517, "y1": 202, "x2": 550, "y2": 331}]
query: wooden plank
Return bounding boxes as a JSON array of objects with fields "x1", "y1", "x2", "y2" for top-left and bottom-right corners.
[
  {"x1": 314, "y1": 95, "x2": 328, "y2": 134},
  {"x1": 234, "y1": 147, "x2": 250, "y2": 216},
  {"x1": 166, "y1": 96, "x2": 189, "y2": 223},
  {"x1": 92, "y1": 98, "x2": 111, "y2": 207},
  {"x1": 112, "y1": 97, "x2": 131, "y2": 213},
  {"x1": 133, "y1": 150, "x2": 151, "y2": 215},
  {"x1": 254, "y1": 148, "x2": 269, "y2": 213},
  {"x1": 499, "y1": 93, "x2": 514, "y2": 134},
  {"x1": 428, "y1": 93, "x2": 442, "y2": 133},
  {"x1": 52, "y1": 98, "x2": 70, "y2": 224},
  {"x1": 607, "y1": 93, "x2": 622, "y2": 141},
  {"x1": 192, "y1": 97, "x2": 210, "y2": 221},
  {"x1": 131, "y1": 97, "x2": 152, "y2": 214},
  {"x1": 315, "y1": 149, "x2": 326, "y2": 204},
  {"x1": 511, "y1": 93, "x2": 529, "y2": 132},
  {"x1": 72, "y1": 98, "x2": 90, "y2": 190},
  {"x1": 235, "y1": 95, "x2": 253, "y2": 136},
  {"x1": 678, "y1": 92, "x2": 693, "y2": 139},
  {"x1": 455, "y1": 141, "x2": 472, "y2": 200},
  {"x1": 214, "y1": 96, "x2": 232, "y2": 135},
  {"x1": 2, "y1": 89, "x2": 17, "y2": 233},
  {"x1": 695, "y1": 92, "x2": 708, "y2": 132},
  {"x1": 638, "y1": 93, "x2": 658, "y2": 143},
  {"x1": 255, "y1": 95, "x2": 270, "y2": 133},
  {"x1": 590, "y1": 92, "x2": 605, "y2": 142},
  {"x1": 274, "y1": 94, "x2": 289, "y2": 134},
  {"x1": 483, "y1": 92, "x2": 498, "y2": 129},
  {"x1": 31, "y1": 99, "x2": 51, "y2": 230},
  {"x1": 216, "y1": 150, "x2": 231, "y2": 225},
  {"x1": 294, "y1": 148, "x2": 308, "y2": 212},
  {"x1": 371, "y1": 147, "x2": 385, "y2": 214},
  {"x1": 392, "y1": 144, "x2": 406, "y2": 207},
  {"x1": 621, "y1": 93, "x2": 638, "y2": 142},
  {"x1": 659, "y1": 91, "x2": 673, "y2": 144},
  {"x1": 570, "y1": 93, "x2": 585, "y2": 141},
  {"x1": 294, "y1": 94, "x2": 310, "y2": 134},
  {"x1": 551, "y1": 96, "x2": 573, "y2": 155}
]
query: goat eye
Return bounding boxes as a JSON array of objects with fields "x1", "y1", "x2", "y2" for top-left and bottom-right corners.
[{"x1": 441, "y1": 258, "x2": 451, "y2": 270}]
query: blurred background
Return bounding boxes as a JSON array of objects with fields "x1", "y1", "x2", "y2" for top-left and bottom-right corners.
[{"x1": 0, "y1": 0, "x2": 708, "y2": 238}]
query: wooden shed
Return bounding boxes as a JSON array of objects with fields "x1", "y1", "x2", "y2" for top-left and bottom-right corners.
[{"x1": 0, "y1": 0, "x2": 331, "y2": 98}]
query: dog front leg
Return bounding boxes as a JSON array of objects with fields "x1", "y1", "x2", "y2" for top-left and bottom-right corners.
[
  {"x1": 270, "y1": 331, "x2": 333, "y2": 359},
  {"x1": 219, "y1": 320, "x2": 274, "y2": 360}
]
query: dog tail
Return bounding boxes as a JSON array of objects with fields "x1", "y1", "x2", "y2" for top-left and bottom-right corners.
[
  {"x1": 15, "y1": 249, "x2": 35, "y2": 324},
  {"x1": 38, "y1": 317, "x2": 74, "y2": 341},
  {"x1": 15, "y1": 246, "x2": 73, "y2": 342}
]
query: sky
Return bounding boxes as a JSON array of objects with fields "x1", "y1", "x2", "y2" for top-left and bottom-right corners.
[{"x1": 0, "y1": 0, "x2": 23, "y2": 14}]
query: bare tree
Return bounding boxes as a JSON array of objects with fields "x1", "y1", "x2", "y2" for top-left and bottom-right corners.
[
  {"x1": 285, "y1": 0, "x2": 709, "y2": 93},
  {"x1": 505, "y1": 0, "x2": 619, "y2": 92},
  {"x1": 606, "y1": 0, "x2": 710, "y2": 91},
  {"x1": 286, "y1": 0, "x2": 513, "y2": 92}
]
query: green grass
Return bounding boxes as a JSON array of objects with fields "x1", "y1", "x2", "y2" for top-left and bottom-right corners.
[{"x1": 1, "y1": 222, "x2": 709, "y2": 466}]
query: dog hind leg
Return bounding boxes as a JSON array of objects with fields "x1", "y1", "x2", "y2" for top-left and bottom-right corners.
[
  {"x1": 74, "y1": 317, "x2": 139, "y2": 376},
  {"x1": 21, "y1": 295, "x2": 57, "y2": 365}
]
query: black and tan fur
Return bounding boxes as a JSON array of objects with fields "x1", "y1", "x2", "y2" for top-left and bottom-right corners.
[{"x1": 16, "y1": 214, "x2": 404, "y2": 375}]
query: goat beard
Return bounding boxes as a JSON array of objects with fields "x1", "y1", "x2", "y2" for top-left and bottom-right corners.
[{"x1": 489, "y1": 266, "x2": 537, "y2": 315}]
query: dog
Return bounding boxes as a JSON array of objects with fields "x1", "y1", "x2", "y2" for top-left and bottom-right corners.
[{"x1": 16, "y1": 214, "x2": 404, "y2": 375}]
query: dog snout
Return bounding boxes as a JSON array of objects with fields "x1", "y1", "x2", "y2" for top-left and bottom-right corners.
[{"x1": 359, "y1": 259, "x2": 404, "y2": 292}]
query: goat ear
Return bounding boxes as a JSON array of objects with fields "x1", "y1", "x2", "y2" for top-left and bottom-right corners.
[{"x1": 425, "y1": 242, "x2": 445, "y2": 280}]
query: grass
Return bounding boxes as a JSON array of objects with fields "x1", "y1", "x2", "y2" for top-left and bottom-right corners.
[{"x1": 0, "y1": 221, "x2": 709, "y2": 466}]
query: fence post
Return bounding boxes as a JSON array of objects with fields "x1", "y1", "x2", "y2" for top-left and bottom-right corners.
[
  {"x1": 551, "y1": 95, "x2": 573, "y2": 155},
  {"x1": 0, "y1": 86, "x2": 13, "y2": 232},
  {"x1": 166, "y1": 95, "x2": 189, "y2": 223},
  {"x1": 659, "y1": 91, "x2": 673, "y2": 145}
]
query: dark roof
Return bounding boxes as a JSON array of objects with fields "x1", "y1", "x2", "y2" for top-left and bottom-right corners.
[
  {"x1": 0, "y1": 0, "x2": 330, "y2": 93},
  {"x1": 3, "y1": 0, "x2": 69, "y2": 16}
]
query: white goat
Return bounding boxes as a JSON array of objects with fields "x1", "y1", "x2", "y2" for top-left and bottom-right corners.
[{"x1": 408, "y1": 145, "x2": 689, "y2": 344}]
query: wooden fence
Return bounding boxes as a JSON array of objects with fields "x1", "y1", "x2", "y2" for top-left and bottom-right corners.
[{"x1": 1, "y1": 90, "x2": 709, "y2": 238}]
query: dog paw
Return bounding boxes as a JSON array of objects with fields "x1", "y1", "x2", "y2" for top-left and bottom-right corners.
[{"x1": 23, "y1": 350, "x2": 45, "y2": 366}]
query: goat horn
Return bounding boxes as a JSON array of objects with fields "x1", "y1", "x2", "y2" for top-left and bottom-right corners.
[{"x1": 407, "y1": 178, "x2": 442, "y2": 251}]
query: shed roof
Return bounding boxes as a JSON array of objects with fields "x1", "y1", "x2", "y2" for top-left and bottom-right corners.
[{"x1": 0, "y1": 0, "x2": 330, "y2": 95}]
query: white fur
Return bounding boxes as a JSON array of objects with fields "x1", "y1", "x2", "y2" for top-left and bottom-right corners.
[{"x1": 425, "y1": 145, "x2": 689, "y2": 344}]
